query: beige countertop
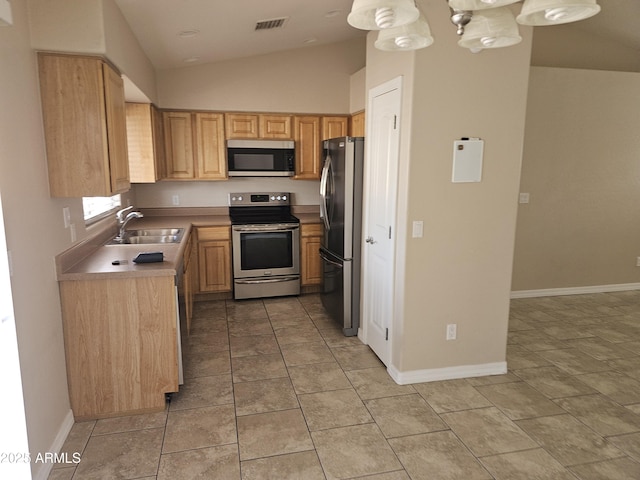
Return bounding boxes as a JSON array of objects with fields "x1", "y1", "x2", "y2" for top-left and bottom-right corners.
[{"x1": 57, "y1": 210, "x2": 320, "y2": 281}]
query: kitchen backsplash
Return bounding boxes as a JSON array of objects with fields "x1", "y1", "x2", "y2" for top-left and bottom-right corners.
[{"x1": 133, "y1": 178, "x2": 321, "y2": 208}]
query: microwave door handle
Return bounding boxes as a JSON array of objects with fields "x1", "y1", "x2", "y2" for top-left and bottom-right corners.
[{"x1": 320, "y1": 155, "x2": 332, "y2": 231}]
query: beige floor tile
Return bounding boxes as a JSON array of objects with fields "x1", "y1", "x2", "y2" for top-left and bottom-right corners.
[
  {"x1": 516, "y1": 414, "x2": 624, "y2": 466},
  {"x1": 441, "y1": 407, "x2": 537, "y2": 457},
  {"x1": 475, "y1": 382, "x2": 566, "y2": 420},
  {"x1": 480, "y1": 448, "x2": 576, "y2": 480},
  {"x1": 183, "y1": 332, "x2": 230, "y2": 354},
  {"x1": 507, "y1": 330, "x2": 569, "y2": 351},
  {"x1": 313, "y1": 423, "x2": 403, "y2": 480},
  {"x1": 183, "y1": 350, "x2": 231, "y2": 379},
  {"x1": 389, "y1": 431, "x2": 492, "y2": 480},
  {"x1": 365, "y1": 394, "x2": 447, "y2": 438},
  {"x1": 588, "y1": 321, "x2": 640, "y2": 343},
  {"x1": 229, "y1": 334, "x2": 280, "y2": 358},
  {"x1": 93, "y1": 411, "x2": 167, "y2": 436},
  {"x1": 413, "y1": 378, "x2": 493, "y2": 414},
  {"x1": 506, "y1": 345, "x2": 553, "y2": 370},
  {"x1": 466, "y1": 373, "x2": 521, "y2": 386},
  {"x1": 158, "y1": 444, "x2": 240, "y2": 480},
  {"x1": 352, "y1": 472, "x2": 411, "y2": 480},
  {"x1": 554, "y1": 394, "x2": 640, "y2": 436},
  {"x1": 346, "y1": 366, "x2": 416, "y2": 400},
  {"x1": 576, "y1": 371, "x2": 640, "y2": 405},
  {"x1": 269, "y1": 314, "x2": 315, "y2": 330},
  {"x1": 274, "y1": 324, "x2": 324, "y2": 345},
  {"x1": 47, "y1": 467, "x2": 75, "y2": 480},
  {"x1": 287, "y1": 361, "x2": 352, "y2": 394},
  {"x1": 233, "y1": 377, "x2": 299, "y2": 416},
  {"x1": 240, "y1": 451, "x2": 325, "y2": 480},
  {"x1": 331, "y1": 344, "x2": 384, "y2": 371},
  {"x1": 280, "y1": 341, "x2": 335, "y2": 366},
  {"x1": 298, "y1": 388, "x2": 372, "y2": 431},
  {"x1": 565, "y1": 336, "x2": 637, "y2": 360},
  {"x1": 318, "y1": 326, "x2": 364, "y2": 347},
  {"x1": 163, "y1": 404, "x2": 236, "y2": 453},
  {"x1": 228, "y1": 317, "x2": 273, "y2": 336},
  {"x1": 569, "y1": 456, "x2": 640, "y2": 480},
  {"x1": 536, "y1": 348, "x2": 611, "y2": 375},
  {"x1": 169, "y1": 373, "x2": 233, "y2": 411},
  {"x1": 236, "y1": 408, "x2": 314, "y2": 461},
  {"x1": 608, "y1": 432, "x2": 640, "y2": 462},
  {"x1": 513, "y1": 366, "x2": 596, "y2": 399},
  {"x1": 57, "y1": 421, "x2": 95, "y2": 458},
  {"x1": 73, "y1": 427, "x2": 163, "y2": 479},
  {"x1": 188, "y1": 318, "x2": 228, "y2": 335},
  {"x1": 231, "y1": 352, "x2": 288, "y2": 383}
]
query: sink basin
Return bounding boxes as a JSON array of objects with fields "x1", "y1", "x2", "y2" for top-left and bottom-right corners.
[{"x1": 107, "y1": 228, "x2": 184, "y2": 245}]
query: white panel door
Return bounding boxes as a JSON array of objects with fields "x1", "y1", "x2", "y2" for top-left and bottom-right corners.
[{"x1": 362, "y1": 77, "x2": 402, "y2": 366}]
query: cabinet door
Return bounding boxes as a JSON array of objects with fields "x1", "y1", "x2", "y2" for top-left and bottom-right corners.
[
  {"x1": 163, "y1": 111, "x2": 195, "y2": 179},
  {"x1": 126, "y1": 103, "x2": 157, "y2": 183},
  {"x1": 151, "y1": 105, "x2": 166, "y2": 180},
  {"x1": 103, "y1": 63, "x2": 130, "y2": 193},
  {"x1": 198, "y1": 241, "x2": 232, "y2": 292},
  {"x1": 301, "y1": 223, "x2": 323, "y2": 286},
  {"x1": 195, "y1": 113, "x2": 227, "y2": 179},
  {"x1": 321, "y1": 116, "x2": 349, "y2": 141},
  {"x1": 38, "y1": 54, "x2": 127, "y2": 197},
  {"x1": 260, "y1": 114, "x2": 293, "y2": 139},
  {"x1": 350, "y1": 111, "x2": 365, "y2": 137},
  {"x1": 294, "y1": 116, "x2": 321, "y2": 180},
  {"x1": 225, "y1": 113, "x2": 259, "y2": 139}
]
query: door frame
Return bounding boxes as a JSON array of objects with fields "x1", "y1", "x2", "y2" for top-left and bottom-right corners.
[{"x1": 360, "y1": 76, "x2": 403, "y2": 367}]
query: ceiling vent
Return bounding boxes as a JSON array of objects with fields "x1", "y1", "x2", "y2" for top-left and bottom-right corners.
[{"x1": 255, "y1": 17, "x2": 289, "y2": 31}]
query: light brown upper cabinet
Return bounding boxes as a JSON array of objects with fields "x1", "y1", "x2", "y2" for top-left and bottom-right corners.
[
  {"x1": 226, "y1": 113, "x2": 293, "y2": 139},
  {"x1": 350, "y1": 111, "x2": 366, "y2": 137},
  {"x1": 163, "y1": 111, "x2": 227, "y2": 180},
  {"x1": 126, "y1": 103, "x2": 165, "y2": 183},
  {"x1": 38, "y1": 53, "x2": 130, "y2": 197},
  {"x1": 321, "y1": 116, "x2": 349, "y2": 141},
  {"x1": 293, "y1": 116, "x2": 322, "y2": 180}
]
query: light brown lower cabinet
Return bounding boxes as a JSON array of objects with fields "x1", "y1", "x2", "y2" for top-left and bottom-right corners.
[
  {"x1": 183, "y1": 231, "x2": 196, "y2": 333},
  {"x1": 59, "y1": 276, "x2": 178, "y2": 420},
  {"x1": 197, "y1": 226, "x2": 233, "y2": 293},
  {"x1": 301, "y1": 223, "x2": 323, "y2": 286}
]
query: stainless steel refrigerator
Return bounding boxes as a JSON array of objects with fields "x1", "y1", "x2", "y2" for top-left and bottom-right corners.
[{"x1": 319, "y1": 136, "x2": 364, "y2": 336}]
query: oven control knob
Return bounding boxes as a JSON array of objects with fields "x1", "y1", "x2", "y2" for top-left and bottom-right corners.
[
  {"x1": 238, "y1": 196, "x2": 243, "y2": 201},
  {"x1": 271, "y1": 196, "x2": 275, "y2": 200},
  {"x1": 231, "y1": 196, "x2": 236, "y2": 201},
  {"x1": 277, "y1": 196, "x2": 281, "y2": 200},
  {"x1": 282, "y1": 195, "x2": 287, "y2": 201}
]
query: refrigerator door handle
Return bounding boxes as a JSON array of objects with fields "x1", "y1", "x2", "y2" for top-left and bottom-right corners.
[
  {"x1": 319, "y1": 249, "x2": 343, "y2": 268},
  {"x1": 319, "y1": 155, "x2": 332, "y2": 231}
]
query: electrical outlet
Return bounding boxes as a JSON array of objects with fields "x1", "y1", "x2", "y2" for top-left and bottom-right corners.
[
  {"x1": 172, "y1": 195, "x2": 180, "y2": 206},
  {"x1": 519, "y1": 193, "x2": 530, "y2": 204},
  {"x1": 63, "y1": 206, "x2": 71, "y2": 228},
  {"x1": 446, "y1": 323, "x2": 457, "y2": 340}
]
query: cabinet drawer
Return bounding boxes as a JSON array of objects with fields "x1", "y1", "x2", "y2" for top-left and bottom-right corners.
[
  {"x1": 301, "y1": 223, "x2": 323, "y2": 237},
  {"x1": 197, "y1": 226, "x2": 231, "y2": 241}
]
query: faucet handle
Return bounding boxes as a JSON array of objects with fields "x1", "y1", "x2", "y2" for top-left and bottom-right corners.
[{"x1": 116, "y1": 205, "x2": 134, "y2": 222}]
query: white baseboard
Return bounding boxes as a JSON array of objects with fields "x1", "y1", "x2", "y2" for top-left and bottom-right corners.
[
  {"x1": 33, "y1": 409, "x2": 74, "y2": 480},
  {"x1": 387, "y1": 361, "x2": 507, "y2": 385},
  {"x1": 511, "y1": 283, "x2": 640, "y2": 299}
]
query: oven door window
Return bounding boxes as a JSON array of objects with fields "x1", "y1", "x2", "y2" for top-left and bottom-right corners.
[{"x1": 240, "y1": 231, "x2": 293, "y2": 270}]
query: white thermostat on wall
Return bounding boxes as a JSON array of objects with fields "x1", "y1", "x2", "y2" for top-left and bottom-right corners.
[{"x1": 452, "y1": 138, "x2": 484, "y2": 183}]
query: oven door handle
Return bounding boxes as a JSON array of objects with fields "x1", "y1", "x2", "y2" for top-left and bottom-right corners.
[
  {"x1": 235, "y1": 276, "x2": 300, "y2": 285},
  {"x1": 233, "y1": 224, "x2": 300, "y2": 232}
]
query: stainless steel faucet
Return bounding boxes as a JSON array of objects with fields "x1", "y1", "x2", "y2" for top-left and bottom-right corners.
[{"x1": 115, "y1": 206, "x2": 143, "y2": 242}]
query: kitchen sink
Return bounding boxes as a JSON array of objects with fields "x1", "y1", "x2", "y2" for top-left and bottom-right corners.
[{"x1": 107, "y1": 228, "x2": 185, "y2": 245}]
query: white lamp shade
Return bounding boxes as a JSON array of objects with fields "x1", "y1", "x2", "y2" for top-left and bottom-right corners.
[
  {"x1": 448, "y1": 0, "x2": 520, "y2": 10},
  {"x1": 374, "y1": 14, "x2": 434, "y2": 51},
  {"x1": 516, "y1": 0, "x2": 601, "y2": 25},
  {"x1": 458, "y1": 7, "x2": 522, "y2": 49},
  {"x1": 347, "y1": 0, "x2": 420, "y2": 30}
]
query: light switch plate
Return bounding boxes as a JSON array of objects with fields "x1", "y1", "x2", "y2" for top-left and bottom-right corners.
[{"x1": 412, "y1": 221, "x2": 424, "y2": 238}]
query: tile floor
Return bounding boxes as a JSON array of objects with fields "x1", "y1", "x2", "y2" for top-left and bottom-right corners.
[{"x1": 49, "y1": 291, "x2": 640, "y2": 479}]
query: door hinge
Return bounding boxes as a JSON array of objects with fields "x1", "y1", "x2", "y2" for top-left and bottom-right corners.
[
  {"x1": 385, "y1": 328, "x2": 389, "y2": 340},
  {"x1": 388, "y1": 226, "x2": 392, "y2": 239}
]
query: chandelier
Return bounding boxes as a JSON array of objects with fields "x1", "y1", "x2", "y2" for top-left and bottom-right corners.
[{"x1": 347, "y1": 0, "x2": 601, "y2": 52}]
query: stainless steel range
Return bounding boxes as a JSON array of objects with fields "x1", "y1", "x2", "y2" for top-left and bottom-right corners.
[{"x1": 229, "y1": 192, "x2": 300, "y2": 300}]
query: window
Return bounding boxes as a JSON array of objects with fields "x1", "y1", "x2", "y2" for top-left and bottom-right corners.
[{"x1": 82, "y1": 194, "x2": 121, "y2": 224}]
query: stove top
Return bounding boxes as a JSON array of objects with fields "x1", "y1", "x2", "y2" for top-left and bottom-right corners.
[{"x1": 228, "y1": 192, "x2": 299, "y2": 225}]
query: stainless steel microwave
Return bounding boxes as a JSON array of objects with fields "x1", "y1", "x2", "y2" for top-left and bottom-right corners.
[{"x1": 227, "y1": 139, "x2": 295, "y2": 177}]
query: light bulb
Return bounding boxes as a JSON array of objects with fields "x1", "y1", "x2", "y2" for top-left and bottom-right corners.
[
  {"x1": 394, "y1": 35, "x2": 412, "y2": 48},
  {"x1": 375, "y1": 7, "x2": 396, "y2": 28},
  {"x1": 544, "y1": 7, "x2": 569, "y2": 21},
  {"x1": 481, "y1": 0, "x2": 498, "y2": 4},
  {"x1": 480, "y1": 36, "x2": 497, "y2": 47}
]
